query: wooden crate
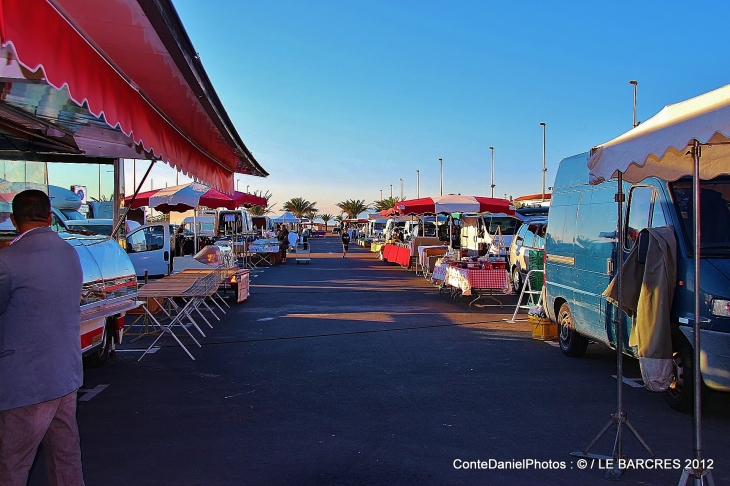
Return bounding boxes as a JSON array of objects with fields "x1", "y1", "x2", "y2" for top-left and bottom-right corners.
[{"x1": 529, "y1": 315, "x2": 558, "y2": 341}]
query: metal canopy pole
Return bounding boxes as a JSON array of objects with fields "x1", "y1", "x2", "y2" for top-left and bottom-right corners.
[
  {"x1": 571, "y1": 170, "x2": 656, "y2": 480},
  {"x1": 678, "y1": 139, "x2": 714, "y2": 485},
  {"x1": 111, "y1": 159, "x2": 156, "y2": 239}
]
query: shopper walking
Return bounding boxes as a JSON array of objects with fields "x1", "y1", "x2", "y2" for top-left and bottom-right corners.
[
  {"x1": 0, "y1": 189, "x2": 85, "y2": 486},
  {"x1": 341, "y1": 226, "x2": 351, "y2": 258}
]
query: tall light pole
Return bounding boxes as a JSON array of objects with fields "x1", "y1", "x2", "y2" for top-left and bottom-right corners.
[
  {"x1": 489, "y1": 147, "x2": 495, "y2": 198},
  {"x1": 380, "y1": 189, "x2": 383, "y2": 201},
  {"x1": 247, "y1": 185, "x2": 250, "y2": 193},
  {"x1": 540, "y1": 122, "x2": 547, "y2": 202},
  {"x1": 399, "y1": 178, "x2": 403, "y2": 199},
  {"x1": 629, "y1": 80, "x2": 638, "y2": 128},
  {"x1": 439, "y1": 158, "x2": 443, "y2": 195},
  {"x1": 236, "y1": 179, "x2": 240, "y2": 192},
  {"x1": 390, "y1": 184, "x2": 393, "y2": 198},
  {"x1": 416, "y1": 170, "x2": 420, "y2": 198}
]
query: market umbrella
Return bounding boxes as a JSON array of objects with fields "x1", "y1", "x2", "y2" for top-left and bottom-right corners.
[
  {"x1": 395, "y1": 194, "x2": 514, "y2": 215},
  {"x1": 586, "y1": 83, "x2": 730, "y2": 483},
  {"x1": 125, "y1": 182, "x2": 266, "y2": 213}
]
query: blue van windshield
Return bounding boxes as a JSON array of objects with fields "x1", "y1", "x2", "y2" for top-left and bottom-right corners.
[{"x1": 671, "y1": 177, "x2": 730, "y2": 256}]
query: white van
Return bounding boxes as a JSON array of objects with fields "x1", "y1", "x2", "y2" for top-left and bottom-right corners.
[
  {"x1": 460, "y1": 213, "x2": 519, "y2": 258},
  {"x1": 182, "y1": 215, "x2": 216, "y2": 237},
  {"x1": 367, "y1": 219, "x2": 387, "y2": 238},
  {"x1": 217, "y1": 209, "x2": 254, "y2": 236}
]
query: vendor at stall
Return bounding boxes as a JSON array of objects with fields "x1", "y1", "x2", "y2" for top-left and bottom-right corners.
[{"x1": 277, "y1": 225, "x2": 289, "y2": 264}]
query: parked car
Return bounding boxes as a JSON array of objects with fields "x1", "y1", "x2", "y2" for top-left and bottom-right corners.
[
  {"x1": 332, "y1": 227, "x2": 341, "y2": 234},
  {"x1": 509, "y1": 217, "x2": 547, "y2": 292}
]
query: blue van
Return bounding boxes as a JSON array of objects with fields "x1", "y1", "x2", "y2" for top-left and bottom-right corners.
[{"x1": 544, "y1": 152, "x2": 730, "y2": 412}]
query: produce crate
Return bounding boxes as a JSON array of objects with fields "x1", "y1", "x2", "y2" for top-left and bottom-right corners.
[
  {"x1": 528, "y1": 250, "x2": 545, "y2": 291},
  {"x1": 529, "y1": 315, "x2": 557, "y2": 341}
]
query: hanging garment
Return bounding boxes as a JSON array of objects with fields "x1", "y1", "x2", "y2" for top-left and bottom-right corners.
[{"x1": 604, "y1": 226, "x2": 677, "y2": 392}]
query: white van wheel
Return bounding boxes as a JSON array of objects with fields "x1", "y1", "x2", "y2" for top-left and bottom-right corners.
[
  {"x1": 511, "y1": 267, "x2": 522, "y2": 293},
  {"x1": 557, "y1": 303, "x2": 589, "y2": 358}
]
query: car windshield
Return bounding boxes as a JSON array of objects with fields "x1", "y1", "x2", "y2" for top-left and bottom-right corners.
[
  {"x1": 670, "y1": 176, "x2": 730, "y2": 257},
  {"x1": 483, "y1": 217, "x2": 518, "y2": 235},
  {"x1": 66, "y1": 223, "x2": 113, "y2": 236}
]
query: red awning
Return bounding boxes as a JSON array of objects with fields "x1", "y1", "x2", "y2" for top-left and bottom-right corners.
[{"x1": 0, "y1": 0, "x2": 267, "y2": 193}]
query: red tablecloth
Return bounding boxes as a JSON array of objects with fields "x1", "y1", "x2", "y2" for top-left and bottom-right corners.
[
  {"x1": 383, "y1": 243, "x2": 412, "y2": 267},
  {"x1": 444, "y1": 266, "x2": 511, "y2": 296}
]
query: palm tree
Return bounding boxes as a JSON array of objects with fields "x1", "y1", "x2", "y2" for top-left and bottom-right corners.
[
  {"x1": 283, "y1": 197, "x2": 317, "y2": 220},
  {"x1": 336, "y1": 199, "x2": 370, "y2": 219},
  {"x1": 247, "y1": 190, "x2": 274, "y2": 216},
  {"x1": 305, "y1": 209, "x2": 318, "y2": 221},
  {"x1": 320, "y1": 213, "x2": 333, "y2": 233},
  {"x1": 372, "y1": 196, "x2": 403, "y2": 212}
]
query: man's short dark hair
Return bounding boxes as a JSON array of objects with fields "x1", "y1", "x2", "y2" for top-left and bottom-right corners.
[{"x1": 12, "y1": 189, "x2": 51, "y2": 223}]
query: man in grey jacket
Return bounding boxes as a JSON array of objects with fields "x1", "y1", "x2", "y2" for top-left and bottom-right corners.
[{"x1": 0, "y1": 190, "x2": 84, "y2": 485}]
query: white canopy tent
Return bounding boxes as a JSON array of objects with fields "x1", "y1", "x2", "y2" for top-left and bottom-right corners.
[
  {"x1": 589, "y1": 84, "x2": 730, "y2": 183},
  {"x1": 587, "y1": 83, "x2": 730, "y2": 485},
  {"x1": 272, "y1": 212, "x2": 300, "y2": 224}
]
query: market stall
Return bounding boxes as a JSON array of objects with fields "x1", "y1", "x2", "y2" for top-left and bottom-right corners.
[
  {"x1": 380, "y1": 195, "x2": 514, "y2": 271},
  {"x1": 431, "y1": 253, "x2": 512, "y2": 307},
  {"x1": 247, "y1": 238, "x2": 281, "y2": 267}
]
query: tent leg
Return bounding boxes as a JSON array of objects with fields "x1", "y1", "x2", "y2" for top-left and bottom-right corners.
[
  {"x1": 678, "y1": 139, "x2": 713, "y2": 485},
  {"x1": 571, "y1": 171, "x2": 655, "y2": 478}
]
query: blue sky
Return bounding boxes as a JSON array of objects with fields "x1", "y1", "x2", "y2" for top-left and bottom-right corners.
[{"x1": 56, "y1": 1, "x2": 730, "y2": 215}]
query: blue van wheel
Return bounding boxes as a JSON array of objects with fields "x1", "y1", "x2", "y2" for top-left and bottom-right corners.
[
  {"x1": 663, "y1": 331, "x2": 710, "y2": 413},
  {"x1": 557, "y1": 303, "x2": 589, "y2": 358}
]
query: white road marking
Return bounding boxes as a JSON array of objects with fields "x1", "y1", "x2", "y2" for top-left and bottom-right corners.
[
  {"x1": 115, "y1": 347, "x2": 159, "y2": 354},
  {"x1": 78, "y1": 384, "x2": 109, "y2": 402},
  {"x1": 545, "y1": 341, "x2": 560, "y2": 347},
  {"x1": 612, "y1": 375, "x2": 644, "y2": 388},
  {"x1": 257, "y1": 317, "x2": 275, "y2": 321}
]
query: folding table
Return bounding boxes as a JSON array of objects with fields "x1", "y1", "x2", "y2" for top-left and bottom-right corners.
[{"x1": 135, "y1": 266, "x2": 237, "y2": 360}]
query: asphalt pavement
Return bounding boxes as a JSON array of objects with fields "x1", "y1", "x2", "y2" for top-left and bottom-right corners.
[{"x1": 29, "y1": 237, "x2": 730, "y2": 485}]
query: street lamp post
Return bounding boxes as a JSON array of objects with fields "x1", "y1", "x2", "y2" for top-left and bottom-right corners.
[
  {"x1": 416, "y1": 170, "x2": 420, "y2": 198},
  {"x1": 439, "y1": 158, "x2": 443, "y2": 195},
  {"x1": 247, "y1": 184, "x2": 250, "y2": 193},
  {"x1": 630, "y1": 80, "x2": 638, "y2": 128},
  {"x1": 489, "y1": 147, "x2": 495, "y2": 198},
  {"x1": 236, "y1": 179, "x2": 240, "y2": 192},
  {"x1": 390, "y1": 184, "x2": 393, "y2": 198},
  {"x1": 380, "y1": 189, "x2": 383, "y2": 201},
  {"x1": 540, "y1": 122, "x2": 547, "y2": 202},
  {"x1": 399, "y1": 178, "x2": 403, "y2": 199}
]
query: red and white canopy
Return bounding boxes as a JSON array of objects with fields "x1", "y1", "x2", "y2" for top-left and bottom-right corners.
[
  {"x1": 395, "y1": 195, "x2": 514, "y2": 215},
  {"x1": 126, "y1": 183, "x2": 266, "y2": 213}
]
